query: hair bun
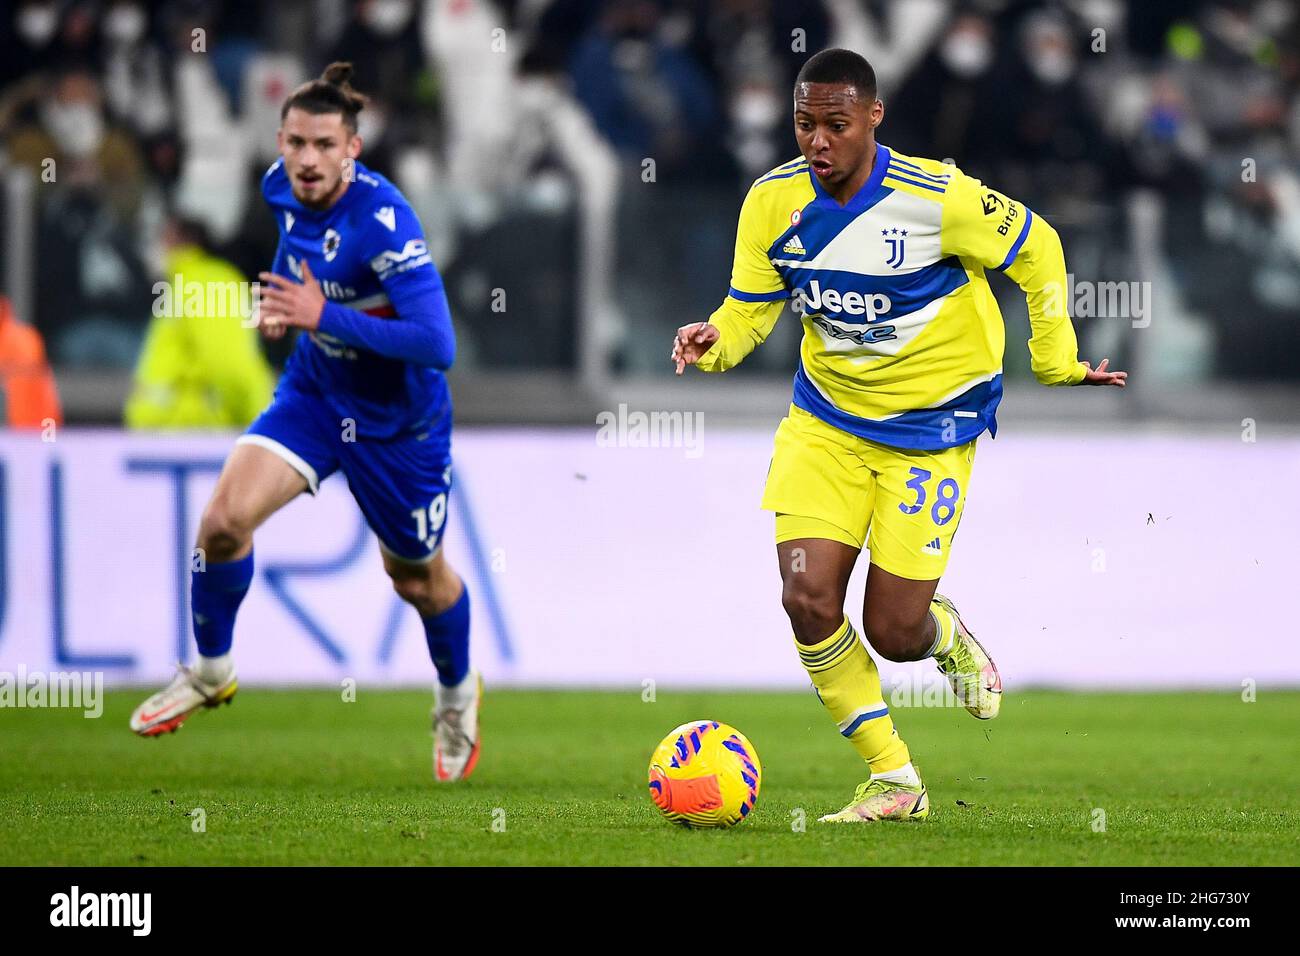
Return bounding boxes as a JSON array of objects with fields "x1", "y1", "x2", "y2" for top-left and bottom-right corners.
[
  {"x1": 280, "y1": 61, "x2": 367, "y2": 129},
  {"x1": 322, "y1": 62, "x2": 354, "y2": 88}
]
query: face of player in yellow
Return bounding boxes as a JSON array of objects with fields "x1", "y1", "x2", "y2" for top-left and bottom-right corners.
[
  {"x1": 794, "y1": 82, "x2": 883, "y2": 202},
  {"x1": 277, "y1": 107, "x2": 362, "y2": 210}
]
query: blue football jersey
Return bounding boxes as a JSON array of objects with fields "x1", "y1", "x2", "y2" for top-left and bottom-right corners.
[{"x1": 262, "y1": 158, "x2": 453, "y2": 439}]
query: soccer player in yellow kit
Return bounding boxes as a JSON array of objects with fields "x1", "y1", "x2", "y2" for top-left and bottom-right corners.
[{"x1": 672, "y1": 49, "x2": 1127, "y2": 822}]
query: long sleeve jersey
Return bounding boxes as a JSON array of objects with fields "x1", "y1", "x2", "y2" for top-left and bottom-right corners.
[
  {"x1": 698, "y1": 143, "x2": 1086, "y2": 449},
  {"x1": 263, "y1": 157, "x2": 455, "y2": 439}
]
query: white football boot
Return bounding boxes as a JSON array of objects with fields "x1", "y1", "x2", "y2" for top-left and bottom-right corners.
[
  {"x1": 130, "y1": 663, "x2": 237, "y2": 737},
  {"x1": 432, "y1": 670, "x2": 482, "y2": 782}
]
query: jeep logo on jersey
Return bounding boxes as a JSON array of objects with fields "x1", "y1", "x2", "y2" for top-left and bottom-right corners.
[
  {"x1": 797, "y1": 279, "x2": 892, "y2": 321},
  {"x1": 370, "y1": 239, "x2": 430, "y2": 275},
  {"x1": 882, "y1": 227, "x2": 907, "y2": 269},
  {"x1": 323, "y1": 228, "x2": 342, "y2": 262}
]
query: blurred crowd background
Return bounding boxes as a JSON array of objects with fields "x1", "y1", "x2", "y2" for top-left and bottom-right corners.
[{"x1": 1, "y1": 0, "x2": 1298, "y2": 427}]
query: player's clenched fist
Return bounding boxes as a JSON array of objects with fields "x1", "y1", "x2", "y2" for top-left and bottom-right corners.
[{"x1": 671, "y1": 322, "x2": 720, "y2": 375}]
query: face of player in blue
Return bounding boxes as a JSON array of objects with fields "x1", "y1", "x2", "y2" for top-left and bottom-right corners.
[
  {"x1": 794, "y1": 82, "x2": 883, "y2": 202},
  {"x1": 278, "y1": 107, "x2": 362, "y2": 210}
]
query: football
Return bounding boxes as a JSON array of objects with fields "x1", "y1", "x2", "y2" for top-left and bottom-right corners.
[{"x1": 647, "y1": 720, "x2": 762, "y2": 828}]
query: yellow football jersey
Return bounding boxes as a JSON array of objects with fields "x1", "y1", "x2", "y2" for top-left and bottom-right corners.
[{"x1": 697, "y1": 144, "x2": 1087, "y2": 450}]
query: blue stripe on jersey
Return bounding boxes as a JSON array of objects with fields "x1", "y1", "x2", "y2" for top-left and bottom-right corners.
[
  {"x1": 889, "y1": 167, "x2": 950, "y2": 187},
  {"x1": 755, "y1": 165, "x2": 809, "y2": 186},
  {"x1": 794, "y1": 369, "x2": 1003, "y2": 450},
  {"x1": 777, "y1": 256, "x2": 968, "y2": 322},
  {"x1": 888, "y1": 156, "x2": 951, "y2": 182},
  {"x1": 729, "y1": 286, "x2": 789, "y2": 302},
  {"x1": 768, "y1": 183, "x2": 898, "y2": 267},
  {"x1": 995, "y1": 208, "x2": 1035, "y2": 271},
  {"x1": 883, "y1": 170, "x2": 947, "y2": 193},
  {"x1": 766, "y1": 196, "x2": 873, "y2": 265}
]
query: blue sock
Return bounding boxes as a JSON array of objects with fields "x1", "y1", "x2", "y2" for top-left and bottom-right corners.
[
  {"x1": 191, "y1": 552, "x2": 255, "y2": 658},
  {"x1": 423, "y1": 585, "x2": 471, "y2": 686}
]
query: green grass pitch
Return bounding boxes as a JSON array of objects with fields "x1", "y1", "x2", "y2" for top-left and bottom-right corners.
[{"x1": 2, "y1": 688, "x2": 1297, "y2": 866}]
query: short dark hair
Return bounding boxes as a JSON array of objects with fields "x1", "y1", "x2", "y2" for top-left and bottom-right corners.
[
  {"x1": 280, "y1": 62, "x2": 368, "y2": 132},
  {"x1": 795, "y1": 48, "x2": 877, "y2": 100},
  {"x1": 172, "y1": 215, "x2": 214, "y2": 251}
]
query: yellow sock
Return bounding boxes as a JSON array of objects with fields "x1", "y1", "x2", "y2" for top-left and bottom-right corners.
[
  {"x1": 929, "y1": 601, "x2": 956, "y2": 659},
  {"x1": 796, "y1": 617, "x2": 910, "y2": 775}
]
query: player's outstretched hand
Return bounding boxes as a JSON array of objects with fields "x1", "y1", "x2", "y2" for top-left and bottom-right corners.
[
  {"x1": 1079, "y1": 358, "x2": 1127, "y2": 387},
  {"x1": 671, "y1": 322, "x2": 720, "y2": 375},
  {"x1": 257, "y1": 259, "x2": 326, "y2": 334}
]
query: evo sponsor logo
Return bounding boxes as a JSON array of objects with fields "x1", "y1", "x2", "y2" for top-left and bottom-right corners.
[
  {"x1": 370, "y1": 239, "x2": 431, "y2": 279},
  {"x1": 50, "y1": 886, "x2": 151, "y2": 936}
]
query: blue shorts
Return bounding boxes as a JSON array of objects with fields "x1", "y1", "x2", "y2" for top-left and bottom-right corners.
[{"x1": 239, "y1": 383, "x2": 453, "y2": 562}]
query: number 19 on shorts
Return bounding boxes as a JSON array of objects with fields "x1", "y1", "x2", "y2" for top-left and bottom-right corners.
[{"x1": 411, "y1": 493, "x2": 448, "y2": 549}]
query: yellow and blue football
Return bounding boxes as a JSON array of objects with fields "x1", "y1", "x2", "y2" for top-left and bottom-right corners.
[{"x1": 648, "y1": 720, "x2": 762, "y2": 828}]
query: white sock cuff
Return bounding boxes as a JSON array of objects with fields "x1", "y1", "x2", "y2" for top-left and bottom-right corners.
[
  {"x1": 928, "y1": 606, "x2": 955, "y2": 659},
  {"x1": 435, "y1": 669, "x2": 478, "y2": 709},
  {"x1": 196, "y1": 652, "x2": 233, "y2": 685},
  {"x1": 871, "y1": 762, "x2": 920, "y2": 787}
]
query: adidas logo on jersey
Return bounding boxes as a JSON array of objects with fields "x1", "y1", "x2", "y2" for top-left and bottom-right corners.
[
  {"x1": 922, "y1": 537, "x2": 942, "y2": 555},
  {"x1": 782, "y1": 234, "x2": 806, "y2": 256}
]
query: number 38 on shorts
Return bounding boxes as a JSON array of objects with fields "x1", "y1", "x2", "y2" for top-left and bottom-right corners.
[
  {"x1": 898, "y1": 467, "x2": 962, "y2": 526},
  {"x1": 762, "y1": 406, "x2": 977, "y2": 581}
]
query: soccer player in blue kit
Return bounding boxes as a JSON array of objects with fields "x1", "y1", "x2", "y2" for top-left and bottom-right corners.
[{"x1": 130, "y1": 64, "x2": 482, "y2": 782}]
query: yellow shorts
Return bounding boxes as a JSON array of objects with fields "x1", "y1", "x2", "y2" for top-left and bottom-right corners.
[{"x1": 761, "y1": 405, "x2": 977, "y2": 580}]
